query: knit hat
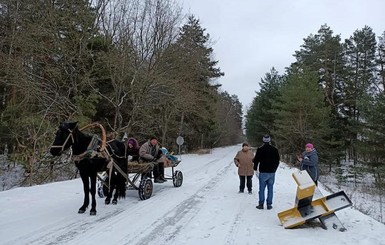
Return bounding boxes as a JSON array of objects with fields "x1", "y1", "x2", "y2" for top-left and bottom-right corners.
[
  {"x1": 305, "y1": 143, "x2": 314, "y2": 149},
  {"x1": 128, "y1": 139, "x2": 136, "y2": 146},
  {"x1": 262, "y1": 135, "x2": 271, "y2": 143},
  {"x1": 150, "y1": 136, "x2": 157, "y2": 141}
]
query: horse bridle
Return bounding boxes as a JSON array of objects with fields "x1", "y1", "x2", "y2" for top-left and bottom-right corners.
[{"x1": 50, "y1": 127, "x2": 75, "y2": 154}]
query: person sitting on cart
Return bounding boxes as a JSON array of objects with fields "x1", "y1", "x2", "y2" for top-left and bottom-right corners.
[
  {"x1": 160, "y1": 146, "x2": 181, "y2": 167},
  {"x1": 126, "y1": 137, "x2": 140, "y2": 162},
  {"x1": 139, "y1": 136, "x2": 166, "y2": 183}
]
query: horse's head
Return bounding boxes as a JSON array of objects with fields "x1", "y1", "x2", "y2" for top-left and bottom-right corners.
[{"x1": 50, "y1": 121, "x2": 78, "y2": 156}]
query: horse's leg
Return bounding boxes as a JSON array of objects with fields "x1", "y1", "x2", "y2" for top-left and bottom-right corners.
[
  {"x1": 110, "y1": 172, "x2": 119, "y2": 204},
  {"x1": 105, "y1": 185, "x2": 113, "y2": 205},
  {"x1": 112, "y1": 184, "x2": 119, "y2": 204},
  {"x1": 113, "y1": 174, "x2": 126, "y2": 204},
  {"x1": 104, "y1": 176, "x2": 113, "y2": 205},
  {"x1": 78, "y1": 173, "x2": 90, "y2": 214},
  {"x1": 89, "y1": 174, "x2": 97, "y2": 215},
  {"x1": 105, "y1": 193, "x2": 111, "y2": 205}
]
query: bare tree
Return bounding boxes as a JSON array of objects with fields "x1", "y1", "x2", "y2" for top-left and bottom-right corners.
[{"x1": 92, "y1": 0, "x2": 183, "y2": 137}]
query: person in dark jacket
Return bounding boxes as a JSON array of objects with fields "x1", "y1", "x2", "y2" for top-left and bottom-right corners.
[
  {"x1": 126, "y1": 137, "x2": 140, "y2": 162},
  {"x1": 298, "y1": 143, "x2": 319, "y2": 185},
  {"x1": 253, "y1": 135, "x2": 280, "y2": 210}
]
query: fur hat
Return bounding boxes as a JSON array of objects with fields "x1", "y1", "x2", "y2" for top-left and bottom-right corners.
[{"x1": 263, "y1": 135, "x2": 271, "y2": 143}]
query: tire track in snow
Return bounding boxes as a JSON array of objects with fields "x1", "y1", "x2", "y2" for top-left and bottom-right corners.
[
  {"x1": 6, "y1": 147, "x2": 238, "y2": 245},
  {"x1": 121, "y1": 160, "x2": 235, "y2": 244},
  {"x1": 4, "y1": 207, "x2": 127, "y2": 245},
  {"x1": 224, "y1": 203, "x2": 244, "y2": 245}
]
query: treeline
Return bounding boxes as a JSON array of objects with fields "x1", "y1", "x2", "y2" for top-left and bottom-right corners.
[
  {"x1": 246, "y1": 24, "x2": 385, "y2": 188},
  {"x1": 0, "y1": 0, "x2": 243, "y2": 185}
]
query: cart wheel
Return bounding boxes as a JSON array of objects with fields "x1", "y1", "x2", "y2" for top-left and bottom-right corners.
[
  {"x1": 173, "y1": 170, "x2": 183, "y2": 187},
  {"x1": 97, "y1": 179, "x2": 109, "y2": 198},
  {"x1": 97, "y1": 185, "x2": 104, "y2": 198},
  {"x1": 103, "y1": 184, "x2": 109, "y2": 197},
  {"x1": 139, "y1": 178, "x2": 153, "y2": 200}
]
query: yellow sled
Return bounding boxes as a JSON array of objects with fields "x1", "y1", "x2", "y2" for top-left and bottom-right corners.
[{"x1": 277, "y1": 170, "x2": 352, "y2": 231}]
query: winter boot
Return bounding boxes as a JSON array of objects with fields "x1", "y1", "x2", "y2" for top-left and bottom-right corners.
[
  {"x1": 160, "y1": 175, "x2": 167, "y2": 182},
  {"x1": 154, "y1": 178, "x2": 164, "y2": 183}
]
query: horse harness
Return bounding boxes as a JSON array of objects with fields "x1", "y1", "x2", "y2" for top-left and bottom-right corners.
[{"x1": 51, "y1": 125, "x2": 129, "y2": 186}]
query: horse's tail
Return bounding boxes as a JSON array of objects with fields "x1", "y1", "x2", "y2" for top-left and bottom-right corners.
[
  {"x1": 117, "y1": 180, "x2": 126, "y2": 199},
  {"x1": 113, "y1": 159, "x2": 127, "y2": 199}
]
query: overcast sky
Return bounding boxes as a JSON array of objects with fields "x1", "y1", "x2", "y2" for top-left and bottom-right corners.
[{"x1": 181, "y1": 0, "x2": 385, "y2": 109}]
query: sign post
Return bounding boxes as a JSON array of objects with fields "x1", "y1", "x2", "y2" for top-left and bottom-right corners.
[{"x1": 176, "y1": 136, "x2": 184, "y2": 160}]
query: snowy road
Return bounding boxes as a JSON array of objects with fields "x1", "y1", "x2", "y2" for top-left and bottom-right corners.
[{"x1": 1, "y1": 145, "x2": 385, "y2": 245}]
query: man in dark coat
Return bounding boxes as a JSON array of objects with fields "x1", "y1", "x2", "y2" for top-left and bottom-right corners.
[{"x1": 253, "y1": 135, "x2": 280, "y2": 210}]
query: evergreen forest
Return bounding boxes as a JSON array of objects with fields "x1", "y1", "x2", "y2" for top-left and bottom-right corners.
[
  {"x1": 0, "y1": 0, "x2": 243, "y2": 185},
  {"x1": 1, "y1": 0, "x2": 384, "y2": 219},
  {"x1": 245, "y1": 24, "x2": 385, "y2": 214}
]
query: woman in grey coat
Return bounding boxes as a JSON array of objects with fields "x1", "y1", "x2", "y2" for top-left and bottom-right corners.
[{"x1": 298, "y1": 143, "x2": 319, "y2": 185}]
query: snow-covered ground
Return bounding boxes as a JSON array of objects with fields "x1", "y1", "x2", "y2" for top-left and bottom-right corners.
[{"x1": 0, "y1": 145, "x2": 384, "y2": 245}]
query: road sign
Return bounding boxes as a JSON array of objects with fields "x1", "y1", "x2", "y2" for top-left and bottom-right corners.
[{"x1": 176, "y1": 136, "x2": 184, "y2": 146}]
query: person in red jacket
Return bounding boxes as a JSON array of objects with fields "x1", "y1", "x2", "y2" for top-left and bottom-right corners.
[{"x1": 253, "y1": 135, "x2": 280, "y2": 210}]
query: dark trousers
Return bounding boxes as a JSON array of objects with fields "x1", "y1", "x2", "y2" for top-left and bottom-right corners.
[
  {"x1": 239, "y1": 175, "x2": 253, "y2": 192},
  {"x1": 153, "y1": 162, "x2": 164, "y2": 178}
]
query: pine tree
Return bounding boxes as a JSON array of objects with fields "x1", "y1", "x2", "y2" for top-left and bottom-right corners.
[
  {"x1": 293, "y1": 24, "x2": 344, "y2": 110},
  {"x1": 377, "y1": 31, "x2": 385, "y2": 90},
  {"x1": 272, "y1": 68, "x2": 330, "y2": 164},
  {"x1": 342, "y1": 26, "x2": 377, "y2": 164},
  {"x1": 211, "y1": 92, "x2": 243, "y2": 147},
  {"x1": 0, "y1": 0, "x2": 101, "y2": 184},
  {"x1": 159, "y1": 15, "x2": 224, "y2": 148},
  {"x1": 357, "y1": 93, "x2": 385, "y2": 192},
  {"x1": 290, "y1": 25, "x2": 345, "y2": 166},
  {"x1": 245, "y1": 68, "x2": 282, "y2": 146}
]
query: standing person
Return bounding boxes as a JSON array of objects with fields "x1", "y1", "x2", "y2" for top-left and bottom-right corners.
[
  {"x1": 253, "y1": 135, "x2": 280, "y2": 210},
  {"x1": 234, "y1": 143, "x2": 254, "y2": 194},
  {"x1": 297, "y1": 143, "x2": 319, "y2": 185},
  {"x1": 139, "y1": 136, "x2": 166, "y2": 183}
]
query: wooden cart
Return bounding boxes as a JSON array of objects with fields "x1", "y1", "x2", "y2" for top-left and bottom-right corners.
[{"x1": 97, "y1": 160, "x2": 183, "y2": 200}]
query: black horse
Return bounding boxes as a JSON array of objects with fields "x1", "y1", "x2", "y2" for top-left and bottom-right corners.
[
  {"x1": 50, "y1": 121, "x2": 128, "y2": 215},
  {"x1": 103, "y1": 140, "x2": 128, "y2": 205}
]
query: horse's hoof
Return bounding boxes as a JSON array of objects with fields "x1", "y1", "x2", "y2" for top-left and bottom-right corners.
[
  {"x1": 90, "y1": 210, "x2": 97, "y2": 215},
  {"x1": 105, "y1": 199, "x2": 111, "y2": 205},
  {"x1": 78, "y1": 209, "x2": 86, "y2": 214},
  {"x1": 112, "y1": 200, "x2": 117, "y2": 205}
]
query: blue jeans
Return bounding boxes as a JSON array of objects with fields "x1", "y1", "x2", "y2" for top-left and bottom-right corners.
[{"x1": 258, "y1": 172, "x2": 275, "y2": 205}]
